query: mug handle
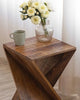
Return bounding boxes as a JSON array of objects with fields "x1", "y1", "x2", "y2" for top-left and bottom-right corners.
[{"x1": 9, "y1": 33, "x2": 14, "y2": 39}]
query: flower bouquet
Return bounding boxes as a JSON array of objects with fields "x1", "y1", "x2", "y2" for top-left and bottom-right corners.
[{"x1": 20, "y1": 0, "x2": 53, "y2": 42}]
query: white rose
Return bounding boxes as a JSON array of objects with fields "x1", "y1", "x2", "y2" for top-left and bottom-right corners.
[
  {"x1": 31, "y1": 16, "x2": 41, "y2": 25},
  {"x1": 39, "y1": 4, "x2": 47, "y2": 13},
  {"x1": 32, "y1": 2, "x2": 40, "y2": 9},
  {"x1": 41, "y1": 10, "x2": 49, "y2": 18},
  {"x1": 27, "y1": 7, "x2": 36, "y2": 16},
  {"x1": 20, "y1": 2, "x2": 27, "y2": 8}
]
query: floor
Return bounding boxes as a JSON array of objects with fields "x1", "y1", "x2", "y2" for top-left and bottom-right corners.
[
  {"x1": 0, "y1": 58, "x2": 80, "y2": 100},
  {"x1": 0, "y1": 58, "x2": 16, "y2": 100}
]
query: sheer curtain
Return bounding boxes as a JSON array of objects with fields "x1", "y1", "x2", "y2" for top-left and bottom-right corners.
[
  {"x1": 0, "y1": 0, "x2": 63, "y2": 58},
  {"x1": 59, "y1": 0, "x2": 80, "y2": 99}
]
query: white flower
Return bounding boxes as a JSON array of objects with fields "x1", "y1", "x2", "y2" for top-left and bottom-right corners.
[
  {"x1": 27, "y1": 7, "x2": 36, "y2": 16},
  {"x1": 28, "y1": 0, "x2": 35, "y2": 7},
  {"x1": 20, "y1": 2, "x2": 27, "y2": 8},
  {"x1": 22, "y1": 10, "x2": 26, "y2": 13},
  {"x1": 36, "y1": 12, "x2": 39, "y2": 15},
  {"x1": 28, "y1": 0, "x2": 32, "y2": 7},
  {"x1": 41, "y1": 10, "x2": 49, "y2": 18},
  {"x1": 20, "y1": 14, "x2": 24, "y2": 20},
  {"x1": 31, "y1": 16, "x2": 41, "y2": 25},
  {"x1": 39, "y1": 4, "x2": 47, "y2": 13},
  {"x1": 32, "y1": 2, "x2": 40, "y2": 9},
  {"x1": 25, "y1": 15, "x2": 27, "y2": 19},
  {"x1": 46, "y1": 2, "x2": 53, "y2": 11}
]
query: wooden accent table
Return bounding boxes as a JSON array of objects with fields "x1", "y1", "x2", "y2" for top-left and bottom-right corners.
[{"x1": 3, "y1": 37, "x2": 76, "y2": 100}]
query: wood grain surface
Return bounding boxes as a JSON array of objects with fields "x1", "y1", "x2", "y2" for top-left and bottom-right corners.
[
  {"x1": 4, "y1": 37, "x2": 76, "y2": 60},
  {"x1": 4, "y1": 48, "x2": 61, "y2": 100},
  {"x1": 35, "y1": 55, "x2": 62, "y2": 75},
  {"x1": 46, "y1": 51, "x2": 75, "y2": 86},
  {"x1": 5, "y1": 49, "x2": 57, "y2": 100},
  {"x1": 3, "y1": 37, "x2": 76, "y2": 100},
  {"x1": 12, "y1": 91, "x2": 20, "y2": 100}
]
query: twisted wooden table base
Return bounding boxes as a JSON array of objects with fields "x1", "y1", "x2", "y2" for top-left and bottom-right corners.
[{"x1": 3, "y1": 37, "x2": 76, "y2": 100}]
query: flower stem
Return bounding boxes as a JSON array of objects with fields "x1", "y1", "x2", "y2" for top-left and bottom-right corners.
[
  {"x1": 43, "y1": 25, "x2": 48, "y2": 36},
  {"x1": 41, "y1": 18, "x2": 48, "y2": 36}
]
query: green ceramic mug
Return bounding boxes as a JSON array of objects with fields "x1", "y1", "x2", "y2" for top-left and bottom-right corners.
[{"x1": 10, "y1": 30, "x2": 25, "y2": 46}]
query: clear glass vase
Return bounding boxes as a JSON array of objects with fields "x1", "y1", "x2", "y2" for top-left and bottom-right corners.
[{"x1": 35, "y1": 20, "x2": 53, "y2": 43}]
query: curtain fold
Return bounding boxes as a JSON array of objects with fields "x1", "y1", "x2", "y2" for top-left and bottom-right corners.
[{"x1": 59, "y1": 0, "x2": 80, "y2": 99}]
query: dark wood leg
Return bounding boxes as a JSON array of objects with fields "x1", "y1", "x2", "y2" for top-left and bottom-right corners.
[
  {"x1": 5, "y1": 49, "x2": 60, "y2": 100},
  {"x1": 4, "y1": 48, "x2": 61, "y2": 100},
  {"x1": 35, "y1": 50, "x2": 75, "y2": 86},
  {"x1": 12, "y1": 91, "x2": 20, "y2": 100},
  {"x1": 46, "y1": 51, "x2": 75, "y2": 86}
]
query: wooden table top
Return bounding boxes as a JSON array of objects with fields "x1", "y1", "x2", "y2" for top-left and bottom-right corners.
[{"x1": 3, "y1": 37, "x2": 76, "y2": 60}]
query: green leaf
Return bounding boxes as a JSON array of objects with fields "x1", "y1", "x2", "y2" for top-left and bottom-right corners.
[
  {"x1": 48, "y1": 9, "x2": 52, "y2": 12},
  {"x1": 20, "y1": 11, "x2": 27, "y2": 14},
  {"x1": 44, "y1": 2, "x2": 47, "y2": 6}
]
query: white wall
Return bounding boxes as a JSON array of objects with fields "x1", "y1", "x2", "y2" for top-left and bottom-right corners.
[{"x1": 0, "y1": 0, "x2": 63, "y2": 58}]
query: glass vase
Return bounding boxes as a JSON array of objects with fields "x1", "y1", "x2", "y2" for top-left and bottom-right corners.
[{"x1": 35, "y1": 20, "x2": 53, "y2": 43}]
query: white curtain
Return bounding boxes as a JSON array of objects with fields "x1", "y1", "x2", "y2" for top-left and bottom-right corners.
[
  {"x1": 0, "y1": 0, "x2": 63, "y2": 58},
  {"x1": 59, "y1": 0, "x2": 80, "y2": 99}
]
